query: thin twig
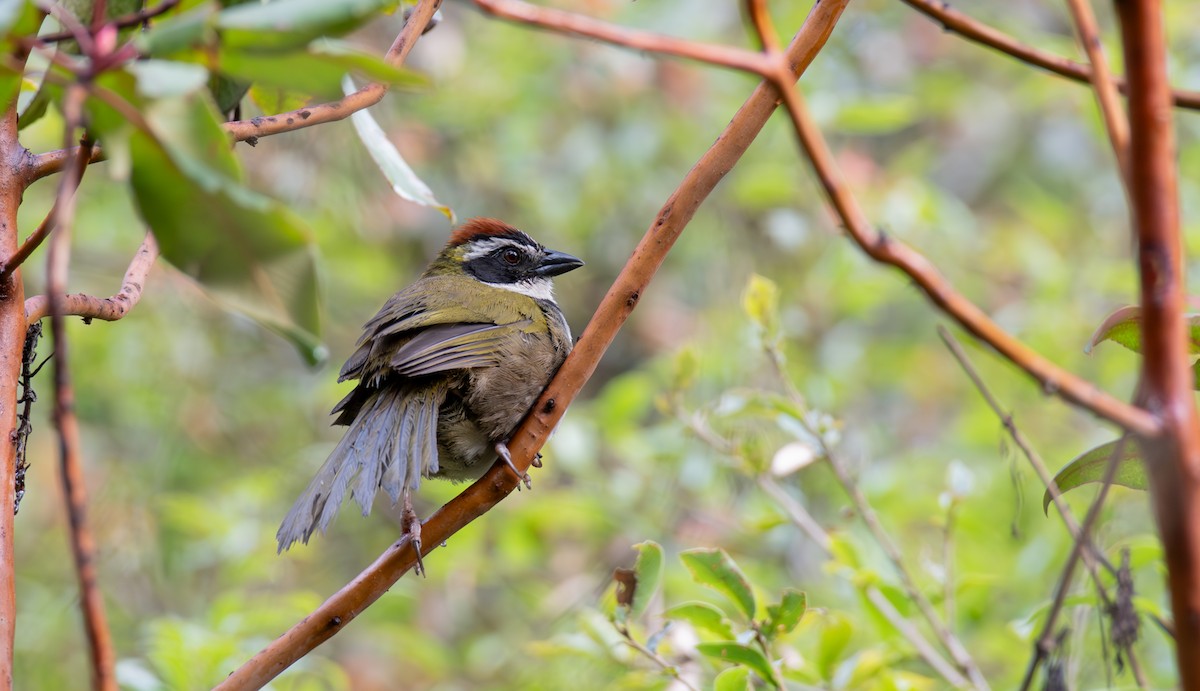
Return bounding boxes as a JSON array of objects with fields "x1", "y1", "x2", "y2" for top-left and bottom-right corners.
[
  {"x1": 684, "y1": 405, "x2": 971, "y2": 688},
  {"x1": 475, "y1": 0, "x2": 771, "y2": 75},
  {"x1": 614, "y1": 624, "x2": 699, "y2": 691},
  {"x1": 899, "y1": 0, "x2": 1200, "y2": 110},
  {"x1": 943, "y1": 500, "x2": 957, "y2": 631},
  {"x1": 25, "y1": 233, "x2": 158, "y2": 325},
  {"x1": 937, "y1": 327, "x2": 1115, "y2": 576},
  {"x1": 1062, "y1": 0, "x2": 1129, "y2": 180},
  {"x1": 46, "y1": 86, "x2": 116, "y2": 691},
  {"x1": 762, "y1": 468, "x2": 970, "y2": 685},
  {"x1": 1017, "y1": 436, "x2": 1128, "y2": 691},
  {"x1": 214, "y1": 4, "x2": 851, "y2": 687},
  {"x1": 760, "y1": 342, "x2": 989, "y2": 690},
  {"x1": 38, "y1": 0, "x2": 179, "y2": 42},
  {"x1": 937, "y1": 326, "x2": 1156, "y2": 681}
]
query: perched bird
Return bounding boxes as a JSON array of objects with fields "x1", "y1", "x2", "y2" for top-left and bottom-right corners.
[{"x1": 277, "y1": 218, "x2": 583, "y2": 565}]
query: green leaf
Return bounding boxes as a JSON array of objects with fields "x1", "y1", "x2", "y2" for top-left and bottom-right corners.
[
  {"x1": 713, "y1": 665, "x2": 753, "y2": 691},
  {"x1": 217, "y1": 0, "x2": 400, "y2": 50},
  {"x1": 0, "y1": 1, "x2": 42, "y2": 110},
  {"x1": 817, "y1": 616, "x2": 853, "y2": 680},
  {"x1": 764, "y1": 589, "x2": 807, "y2": 640},
  {"x1": 1086, "y1": 305, "x2": 1200, "y2": 354},
  {"x1": 1043, "y1": 439, "x2": 1147, "y2": 513},
  {"x1": 344, "y1": 76, "x2": 453, "y2": 220},
  {"x1": 127, "y1": 60, "x2": 210, "y2": 99},
  {"x1": 88, "y1": 72, "x2": 325, "y2": 364},
  {"x1": 621, "y1": 541, "x2": 663, "y2": 619},
  {"x1": 214, "y1": 42, "x2": 425, "y2": 101},
  {"x1": 696, "y1": 642, "x2": 781, "y2": 689},
  {"x1": 134, "y1": 4, "x2": 218, "y2": 57},
  {"x1": 662, "y1": 601, "x2": 736, "y2": 639},
  {"x1": 680, "y1": 549, "x2": 756, "y2": 620}
]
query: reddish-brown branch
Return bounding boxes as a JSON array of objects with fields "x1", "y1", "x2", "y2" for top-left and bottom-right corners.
[
  {"x1": 214, "y1": 3, "x2": 850, "y2": 687},
  {"x1": 1063, "y1": 0, "x2": 1129, "y2": 178},
  {"x1": 1116, "y1": 1, "x2": 1200, "y2": 687},
  {"x1": 47, "y1": 88, "x2": 116, "y2": 691},
  {"x1": 26, "y1": 0, "x2": 444, "y2": 182},
  {"x1": 900, "y1": 0, "x2": 1200, "y2": 110},
  {"x1": 0, "y1": 67, "x2": 28, "y2": 691},
  {"x1": 25, "y1": 233, "x2": 157, "y2": 326},
  {"x1": 473, "y1": 0, "x2": 772, "y2": 75},
  {"x1": 764, "y1": 65, "x2": 1158, "y2": 437}
]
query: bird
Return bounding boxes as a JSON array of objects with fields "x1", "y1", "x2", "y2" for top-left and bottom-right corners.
[{"x1": 276, "y1": 218, "x2": 583, "y2": 568}]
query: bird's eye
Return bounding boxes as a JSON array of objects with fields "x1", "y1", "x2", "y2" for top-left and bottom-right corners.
[{"x1": 500, "y1": 248, "x2": 521, "y2": 265}]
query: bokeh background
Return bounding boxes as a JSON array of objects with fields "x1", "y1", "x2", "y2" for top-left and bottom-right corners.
[{"x1": 11, "y1": 0, "x2": 1200, "y2": 687}]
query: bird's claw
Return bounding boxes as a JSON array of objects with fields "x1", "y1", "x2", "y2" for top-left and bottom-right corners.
[
  {"x1": 495, "y1": 442, "x2": 532, "y2": 490},
  {"x1": 402, "y1": 494, "x2": 425, "y2": 577}
]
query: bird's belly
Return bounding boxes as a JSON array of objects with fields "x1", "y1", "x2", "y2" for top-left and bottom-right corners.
[{"x1": 431, "y1": 332, "x2": 564, "y2": 481}]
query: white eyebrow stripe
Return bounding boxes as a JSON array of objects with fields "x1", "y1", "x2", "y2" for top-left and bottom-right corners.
[
  {"x1": 483, "y1": 277, "x2": 555, "y2": 302},
  {"x1": 463, "y1": 237, "x2": 535, "y2": 261}
]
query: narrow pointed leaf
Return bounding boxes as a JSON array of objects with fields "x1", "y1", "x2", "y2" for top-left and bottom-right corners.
[
  {"x1": 344, "y1": 76, "x2": 453, "y2": 220},
  {"x1": 680, "y1": 549, "x2": 756, "y2": 620},
  {"x1": 1043, "y1": 440, "x2": 1147, "y2": 514}
]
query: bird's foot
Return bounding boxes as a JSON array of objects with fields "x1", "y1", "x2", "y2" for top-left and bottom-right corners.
[
  {"x1": 495, "y1": 441, "x2": 532, "y2": 490},
  {"x1": 402, "y1": 493, "x2": 425, "y2": 577},
  {"x1": 532, "y1": 452, "x2": 543, "y2": 469}
]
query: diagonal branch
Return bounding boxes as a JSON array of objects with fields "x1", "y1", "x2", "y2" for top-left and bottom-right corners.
[
  {"x1": 760, "y1": 55, "x2": 1158, "y2": 437},
  {"x1": 25, "y1": 232, "x2": 157, "y2": 325},
  {"x1": 213, "y1": 3, "x2": 851, "y2": 688},
  {"x1": 1062, "y1": 0, "x2": 1129, "y2": 179},
  {"x1": 899, "y1": 0, "x2": 1200, "y2": 110},
  {"x1": 474, "y1": 0, "x2": 772, "y2": 75},
  {"x1": 46, "y1": 86, "x2": 117, "y2": 691}
]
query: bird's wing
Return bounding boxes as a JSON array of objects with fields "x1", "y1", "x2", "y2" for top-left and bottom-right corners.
[
  {"x1": 388, "y1": 320, "x2": 532, "y2": 376},
  {"x1": 339, "y1": 276, "x2": 538, "y2": 382}
]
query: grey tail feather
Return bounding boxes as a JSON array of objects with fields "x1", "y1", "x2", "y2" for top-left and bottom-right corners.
[{"x1": 276, "y1": 384, "x2": 448, "y2": 553}]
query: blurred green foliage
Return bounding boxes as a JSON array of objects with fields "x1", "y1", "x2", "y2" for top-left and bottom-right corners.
[{"x1": 7, "y1": 0, "x2": 1199, "y2": 688}]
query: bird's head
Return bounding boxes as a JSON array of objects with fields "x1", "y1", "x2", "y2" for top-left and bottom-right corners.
[{"x1": 432, "y1": 218, "x2": 584, "y2": 301}]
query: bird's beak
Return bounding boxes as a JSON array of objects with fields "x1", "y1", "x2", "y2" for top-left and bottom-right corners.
[{"x1": 534, "y1": 249, "x2": 585, "y2": 277}]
